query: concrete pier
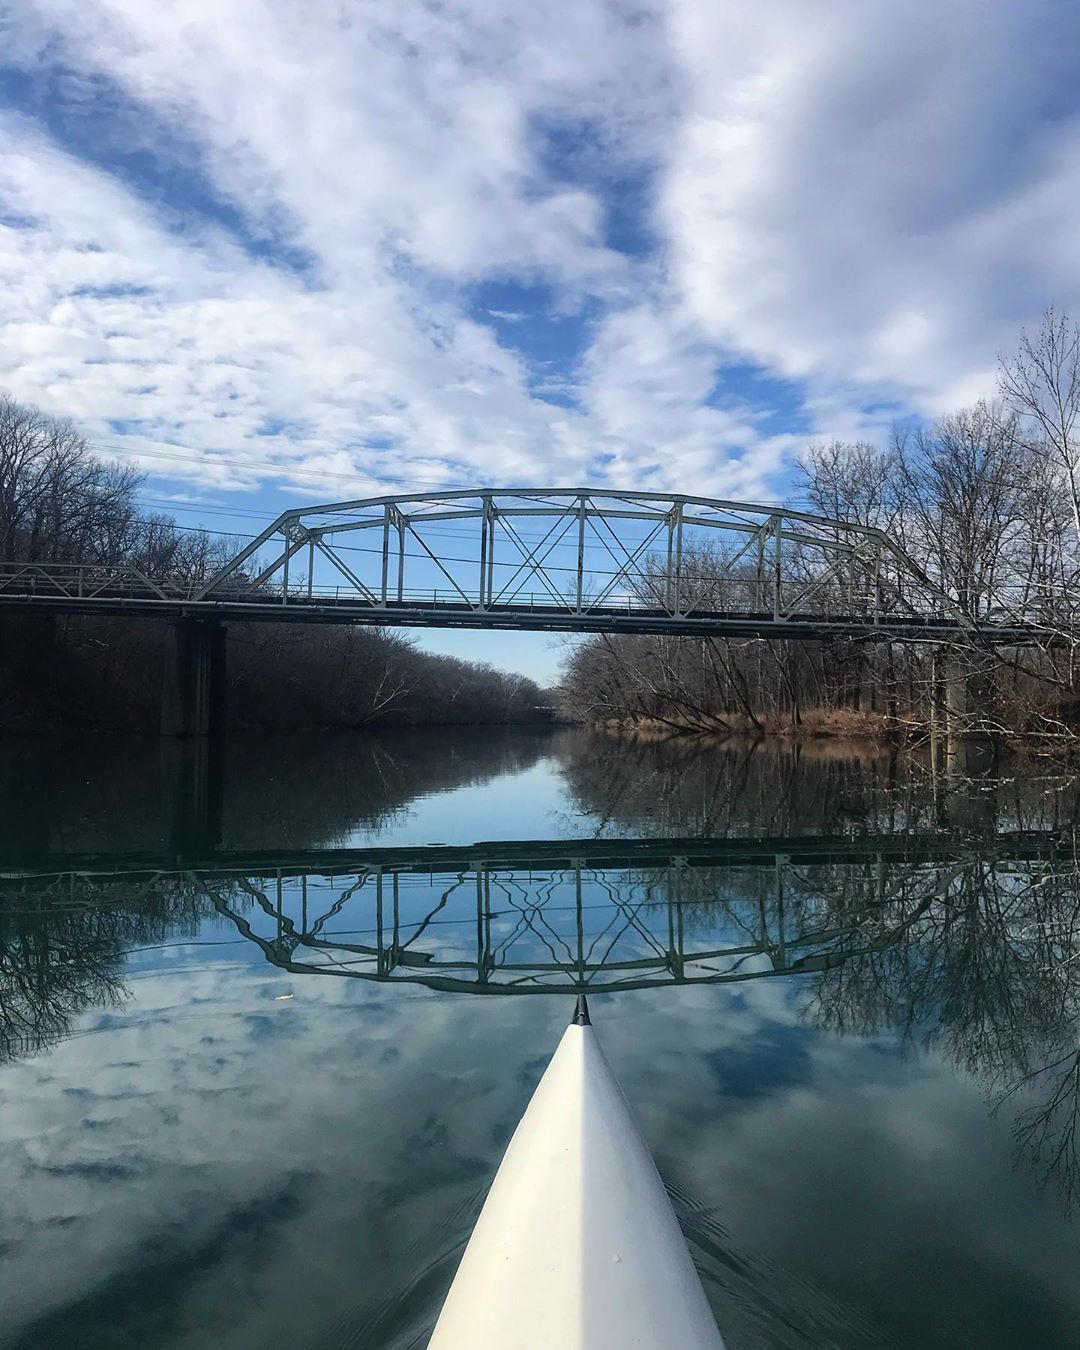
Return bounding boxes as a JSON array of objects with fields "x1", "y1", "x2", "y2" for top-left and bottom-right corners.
[{"x1": 160, "y1": 619, "x2": 227, "y2": 739}]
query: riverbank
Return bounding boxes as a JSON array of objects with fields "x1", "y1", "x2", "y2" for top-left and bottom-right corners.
[
  {"x1": 0, "y1": 613, "x2": 550, "y2": 734},
  {"x1": 590, "y1": 708, "x2": 896, "y2": 740}
]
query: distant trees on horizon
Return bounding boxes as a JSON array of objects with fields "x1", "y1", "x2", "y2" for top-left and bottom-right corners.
[
  {"x1": 560, "y1": 310, "x2": 1080, "y2": 740},
  {"x1": 7, "y1": 307, "x2": 1080, "y2": 739},
  {"x1": 0, "y1": 395, "x2": 546, "y2": 733}
]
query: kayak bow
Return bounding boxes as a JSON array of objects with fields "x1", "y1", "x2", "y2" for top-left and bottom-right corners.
[{"x1": 429, "y1": 996, "x2": 726, "y2": 1348}]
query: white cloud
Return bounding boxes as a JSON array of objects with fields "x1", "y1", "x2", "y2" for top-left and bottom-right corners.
[
  {"x1": 660, "y1": 0, "x2": 1080, "y2": 416},
  {"x1": 2, "y1": 1, "x2": 1080, "y2": 501}
]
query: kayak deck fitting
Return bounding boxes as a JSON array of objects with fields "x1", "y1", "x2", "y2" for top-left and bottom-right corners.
[{"x1": 429, "y1": 995, "x2": 727, "y2": 1349}]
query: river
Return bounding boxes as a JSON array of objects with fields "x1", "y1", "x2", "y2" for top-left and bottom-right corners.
[{"x1": 2, "y1": 728, "x2": 1079, "y2": 1348}]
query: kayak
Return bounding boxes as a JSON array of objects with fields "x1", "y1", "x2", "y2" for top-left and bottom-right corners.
[{"x1": 428, "y1": 996, "x2": 727, "y2": 1349}]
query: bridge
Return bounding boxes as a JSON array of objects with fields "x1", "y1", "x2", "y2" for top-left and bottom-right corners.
[
  {"x1": 3, "y1": 831, "x2": 1069, "y2": 999},
  {"x1": 0, "y1": 488, "x2": 1067, "y2": 734},
  {"x1": 3, "y1": 830, "x2": 1077, "y2": 882}
]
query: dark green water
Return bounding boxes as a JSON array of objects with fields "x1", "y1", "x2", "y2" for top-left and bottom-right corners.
[{"x1": 2, "y1": 728, "x2": 1080, "y2": 1348}]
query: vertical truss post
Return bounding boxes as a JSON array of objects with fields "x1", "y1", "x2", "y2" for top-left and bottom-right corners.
[
  {"x1": 873, "y1": 543, "x2": 882, "y2": 625},
  {"x1": 486, "y1": 501, "x2": 496, "y2": 606},
  {"x1": 306, "y1": 532, "x2": 315, "y2": 600},
  {"x1": 281, "y1": 528, "x2": 291, "y2": 603},
  {"x1": 479, "y1": 495, "x2": 491, "y2": 609},
  {"x1": 392, "y1": 873, "x2": 401, "y2": 969},
  {"x1": 375, "y1": 871, "x2": 386, "y2": 977},
  {"x1": 676, "y1": 867, "x2": 685, "y2": 974},
  {"x1": 395, "y1": 508, "x2": 405, "y2": 602},
  {"x1": 665, "y1": 508, "x2": 675, "y2": 611},
  {"x1": 772, "y1": 516, "x2": 783, "y2": 620},
  {"x1": 576, "y1": 495, "x2": 587, "y2": 613},
  {"x1": 756, "y1": 523, "x2": 766, "y2": 611},
  {"x1": 670, "y1": 862, "x2": 685, "y2": 981},
  {"x1": 672, "y1": 501, "x2": 685, "y2": 616},
  {"x1": 575, "y1": 862, "x2": 585, "y2": 987},
  {"x1": 381, "y1": 506, "x2": 391, "y2": 605},
  {"x1": 483, "y1": 871, "x2": 492, "y2": 968},
  {"x1": 475, "y1": 868, "x2": 487, "y2": 985},
  {"x1": 667, "y1": 876, "x2": 676, "y2": 974}
]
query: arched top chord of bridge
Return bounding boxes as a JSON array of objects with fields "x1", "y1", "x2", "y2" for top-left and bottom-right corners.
[{"x1": 0, "y1": 488, "x2": 1062, "y2": 641}]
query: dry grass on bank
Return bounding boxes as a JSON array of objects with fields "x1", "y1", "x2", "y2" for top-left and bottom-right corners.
[{"x1": 597, "y1": 708, "x2": 894, "y2": 741}]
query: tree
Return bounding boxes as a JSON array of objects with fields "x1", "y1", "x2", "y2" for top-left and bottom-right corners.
[
  {"x1": 0, "y1": 394, "x2": 141, "y2": 565},
  {"x1": 1000, "y1": 308, "x2": 1080, "y2": 540}
]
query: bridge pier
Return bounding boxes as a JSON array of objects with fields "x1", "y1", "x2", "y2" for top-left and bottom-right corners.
[
  {"x1": 161, "y1": 618, "x2": 227, "y2": 739},
  {"x1": 942, "y1": 648, "x2": 995, "y2": 741},
  {"x1": 161, "y1": 735, "x2": 224, "y2": 862}
]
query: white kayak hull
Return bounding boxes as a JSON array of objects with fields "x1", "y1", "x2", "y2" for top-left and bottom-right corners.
[{"x1": 429, "y1": 1002, "x2": 726, "y2": 1349}]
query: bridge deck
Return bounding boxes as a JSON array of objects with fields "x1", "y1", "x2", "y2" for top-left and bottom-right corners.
[
  {"x1": 0, "y1": 583, "x2": 1056, "y2": 643},
  {"x1": 2, "y1": 830, "x2": 1074, "y2": 882}
]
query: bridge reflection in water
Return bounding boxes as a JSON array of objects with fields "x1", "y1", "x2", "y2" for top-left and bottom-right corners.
[
  {"x1": 4, "y1": 831, "x2": 1076, "y2": 997},
  {"x1": 185, "y1": 840, "x2": 1058, "y2": 994},
  {"x1": 6, "y1": 826, "x2": 1080, "y2": 1204}
]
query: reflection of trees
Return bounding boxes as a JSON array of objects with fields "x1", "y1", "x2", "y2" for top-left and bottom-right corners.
[
  {"x1": 801, "y1": 855, "x2": 1080, "y2": 1208},
  {"x1": 1006, "y1": 1048, "x2": 1080, "y2": 1209},
  {"x1": 623, "y1": 837, "x2": 1080, "y2": 1207},
  {"x1": 6, "y1": 754, "x2": 1080, "y2": 1208},
  {"x1": 558, "y1": 731, "x2": 1080, "y2": 842},
  {"x1": 219, "y1": 725, "x2": 556, "y2": 850},
  {"x1": 0, "y1": 907, "x2": 128, "y2": 1062},
  {"x1": 0, "y1": 726, "x2": 556, "y2": 862},
  {"x1": 0, "y1": 880, "x2": 228, "y2": 1062}
]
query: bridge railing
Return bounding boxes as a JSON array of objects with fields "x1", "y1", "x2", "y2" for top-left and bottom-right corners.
[
  {"x1": 0, "y1": 561, "x2": 183, "y2": 602},
  {"x1": 0, "y1": 559, "x2": 1072, "y2": 631}
]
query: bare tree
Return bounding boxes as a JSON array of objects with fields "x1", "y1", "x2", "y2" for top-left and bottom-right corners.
[
  {"x1": 1000, "y1": 308, "x2": 1080, "y2": 539},
  {"x1": 0, "y1": 394, "x2": 142, "y2": 565}
]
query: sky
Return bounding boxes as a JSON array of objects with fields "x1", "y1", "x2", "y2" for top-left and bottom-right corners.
[{"x1": 3, "y1": 1, "x2": 1080, "y2": 679}]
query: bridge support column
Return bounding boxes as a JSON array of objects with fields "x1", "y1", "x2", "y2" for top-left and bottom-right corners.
[
  {"x1": 942, "y1": 648, "x2": 995, "y2": 741},
  {"x1": 161, "y1": 618, "x2": 227, "y2": 739},
  {"x1": 942, "y1": 653, "x2": 968, "y2": 735},
  {"x1": 161, "y1": 735, "x2": 224, "y2": 862}
]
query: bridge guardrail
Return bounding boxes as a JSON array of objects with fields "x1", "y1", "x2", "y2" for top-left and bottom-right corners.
[{"x1": 0, "y1": 557, "x2": 1074, "y2": 638}]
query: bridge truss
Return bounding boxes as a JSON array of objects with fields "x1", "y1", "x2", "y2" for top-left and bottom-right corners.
[
  {"x1": 0, "y1": 488, "x2": 1068, "y2": 642},
  {"x1": 4, "y1": 834, "x2": 1068, "y2": 996},
  {"x1": 194, "y1": 487, "x2": 968, "y2": 637}
]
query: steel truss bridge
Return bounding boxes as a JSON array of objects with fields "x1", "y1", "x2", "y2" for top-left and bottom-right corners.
[
  {"x1": 4, "y1": 831, "x2": 1073, "y2": 995},
  {"x1": 0, "y1": 488, "x2": 1064, "y2": 642}
]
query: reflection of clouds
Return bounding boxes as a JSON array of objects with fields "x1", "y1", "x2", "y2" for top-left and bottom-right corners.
[
  {"x1": 698, "y1": 1063, "x2": 1080, "y2": 1348},
  {"x1": 0, "y1": 969, "x2": 564, "y2": 1347},
  {"x1": 2, "y1": 971, "x2": 1079, "y2": 1348}
]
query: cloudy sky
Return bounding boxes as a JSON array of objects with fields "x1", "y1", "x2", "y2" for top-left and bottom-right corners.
[{"x1": 3, "y1": 1, "x2": 1079, "y2": 671}]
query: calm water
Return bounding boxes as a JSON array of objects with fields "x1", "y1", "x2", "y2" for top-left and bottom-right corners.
[{"x1": 2, "y1": 728, "x2": 1080, "y2": 1348}]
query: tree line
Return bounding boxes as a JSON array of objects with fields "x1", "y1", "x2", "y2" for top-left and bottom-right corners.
[
  {"x1": 0, "y1": 396, "x2": 546, "y2": 733},
  {"x1": 560, "y1": 310, "x2": 1080, "y2": 740}
]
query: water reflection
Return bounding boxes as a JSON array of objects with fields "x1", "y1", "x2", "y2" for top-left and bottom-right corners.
[
  {"x1": 6, "y1": 824, "x2": 1080, "y2": 1209},
  {"x1": 3, "y1": 731, "x2": 1080, "y2": 1348}
]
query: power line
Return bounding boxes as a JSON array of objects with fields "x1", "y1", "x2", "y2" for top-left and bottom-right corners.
[
  {"x1": 105, "y1": 438, "x2": 809, "y2": 513},
  {"x1": 95, "y1": 439, "x2": 465, "y2": 491},
  {"x1": 128, "y1": 514, "x2": 679, "y2": 582},
  {"x1": 135, "y1": 495, "x2": 593, "y2": 546}
]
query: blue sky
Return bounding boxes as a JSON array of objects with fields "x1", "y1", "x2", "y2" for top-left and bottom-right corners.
[{"x1": 3, "y1": 1, "x2": 1080, "y2": 680}]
